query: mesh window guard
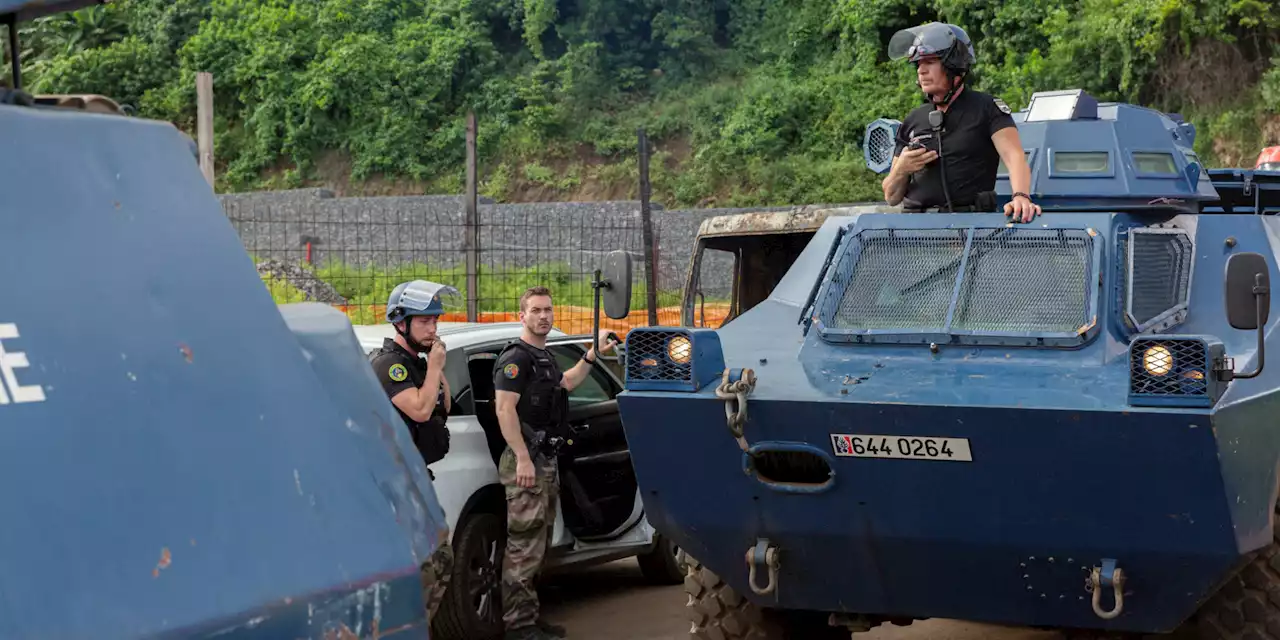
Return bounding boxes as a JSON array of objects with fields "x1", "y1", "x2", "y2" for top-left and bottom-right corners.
[
  {"x1": 1125, "y1": 228, "x2": 1194, "y2": 333},
  {"x1": 815, "y1": 226, "x2": 1100, "y2": 347}
]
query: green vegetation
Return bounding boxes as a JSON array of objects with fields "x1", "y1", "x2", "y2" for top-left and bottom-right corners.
[
  {"x1": 261, "y1": 257, "x2": 685, "y2": 325},
  {"x1": 12, "y1": 0, "x2": 1280, "y2": 207}
]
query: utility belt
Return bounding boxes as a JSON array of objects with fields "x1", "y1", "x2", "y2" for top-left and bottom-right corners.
[
  {"x1": 521, "y1": 422, "x2": 568, "y2": 461},
  {"x1": 411, "y1": 412, "x2": 450, "y2": 466},
  {"x1": 903, "y1": 190, "x2": 997, "y2": 213},
  {"x1": 520, "y1": 387, "x2": 571, "y2": 460}
]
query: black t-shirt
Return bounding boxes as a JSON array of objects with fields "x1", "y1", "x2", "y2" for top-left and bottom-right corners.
[
  {"x1": 371, "y1": 338, "x2": 449, "y2": 461},
  {"x1": 372, "y1": 338, "x2": 430, "y2": 406},
  {"x1": 893, "y1": 88, "x2": 1016, "y2": 209},
  {"x1": 494, "y1": 339, "x2": 564, "y2": 430}
]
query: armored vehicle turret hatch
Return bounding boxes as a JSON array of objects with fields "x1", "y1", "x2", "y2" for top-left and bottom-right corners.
[
  {"x1": 867, "y1": 88, "x2": 1221, "y2": 213},
  {"x1": 615, "y1": 89, "x2": 1280, "y2": 639}
]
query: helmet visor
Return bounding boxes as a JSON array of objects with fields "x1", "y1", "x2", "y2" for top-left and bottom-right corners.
[
  {"x1": 398, "y1": 280, "x2": 462, "y2": 312},
  {"x1": 888, "y1": 23, "x2": 958, "y2": 62}
]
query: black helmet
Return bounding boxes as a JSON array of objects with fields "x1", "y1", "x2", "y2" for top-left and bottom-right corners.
[{"x1": 888, "y1": 22, "x2": 975, "y2": 76}]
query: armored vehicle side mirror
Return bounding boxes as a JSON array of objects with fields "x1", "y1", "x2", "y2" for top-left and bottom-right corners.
[
  {"x1": 600, "y1": 250, "x2": 633, "y2": 321},
  {"x1": 1220, "y1": 252, "x2": 1271, "y2": 380},
  {"x1": 590, "y1": 250, "x2": 634, "y2": 360}
]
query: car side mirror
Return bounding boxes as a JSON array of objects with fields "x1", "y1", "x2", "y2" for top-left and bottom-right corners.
[
  {"x1": 600, "y1": 250, "x2": 633, "y2": 320},
  {"x1": 1220, "y1": 252, "x2": 1272, "y2": 380}
]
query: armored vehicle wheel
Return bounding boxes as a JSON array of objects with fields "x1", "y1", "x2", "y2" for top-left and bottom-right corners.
[
  {"x1": 432, "y1": 512, "x2": 506, "y2": 640},
  {"x1": 1183, "y1": 501, "x2": 1280, "y2": 639},
  {"x1": 682, "y1": 551, "x2": 852, "y2": 639}
]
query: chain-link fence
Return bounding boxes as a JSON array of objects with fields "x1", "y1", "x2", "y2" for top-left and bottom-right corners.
[{"x1": 222, "y1": 192, "x2": 684, "y2": 337}]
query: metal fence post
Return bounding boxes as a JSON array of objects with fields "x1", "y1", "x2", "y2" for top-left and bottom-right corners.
[
  {"x1": 6, "y1": 15, "x2": 20, "y2": 90},
  {"x1": 465, "y1": 111, "x2": 479, "y2": 322},
  {"x1": 196, "y1": 72, "x2": 215, "y2": 187},
  {"x1": 638, "y1": 128, "x2": 658, "y2": 326}
]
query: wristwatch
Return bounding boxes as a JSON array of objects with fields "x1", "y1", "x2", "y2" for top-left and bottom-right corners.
[{"x1": 582, "y1": 351, "x2": 596, "y2": 364}]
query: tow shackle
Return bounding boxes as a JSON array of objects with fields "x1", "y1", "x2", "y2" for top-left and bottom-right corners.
[
  {"x1": 1086, "y1": 558, "x2": 1126, "y2": 620},
  {"x1": 745, "y1": 538, "x2": 780, "y2": 596}
]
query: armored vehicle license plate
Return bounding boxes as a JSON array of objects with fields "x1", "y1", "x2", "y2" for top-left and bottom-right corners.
[{"x1": 830, "y1": 434, "x2": 973, "y2": 462}]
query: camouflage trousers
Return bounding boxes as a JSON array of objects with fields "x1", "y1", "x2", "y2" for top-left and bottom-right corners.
[
  {"x1": 498, "y1": 445, "x2": 560, "y2": 631},
  {"x1": 419, "y1": 538, "x2": 454, "y2": 622}
]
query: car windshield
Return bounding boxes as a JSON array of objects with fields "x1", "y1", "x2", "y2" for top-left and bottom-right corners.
[{"x1": 815, "y1": 227, "x2": 1097, "y2": 344}]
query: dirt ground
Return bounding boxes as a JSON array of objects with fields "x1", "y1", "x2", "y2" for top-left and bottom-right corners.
[{"x1": 537, "y1": 559, "x2": 1065, "y2": 640}]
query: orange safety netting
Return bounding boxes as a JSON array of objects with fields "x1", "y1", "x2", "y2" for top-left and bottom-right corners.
[{"x1": 335, "y1": 303, "x2": 732, "y2": 338}]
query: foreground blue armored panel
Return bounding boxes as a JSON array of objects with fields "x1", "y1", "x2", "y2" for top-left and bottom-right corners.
[
  {"x1": 0, "y1": 104, "x2": 445, "y2": 638},
  {"x1": 619, "y1": 209, "x2": 1280, "y2": 636}
]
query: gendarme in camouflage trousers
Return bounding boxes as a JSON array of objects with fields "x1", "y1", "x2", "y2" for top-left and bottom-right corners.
[
  {"x1": 498, "y1": 445, "x2": 560, "y2": 631},
  {"x1": 419, "y1": 536, "x2": 454, "y2": 622}
]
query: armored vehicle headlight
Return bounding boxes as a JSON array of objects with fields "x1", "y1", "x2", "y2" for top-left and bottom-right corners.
[
  {"x1": 1129, "y1": 336, "x2": 1225, "y2": 408},
  {"x1": 667, "y1": 335, "x2": 692, "y2": 364},
  {"x1": 624, "y1": 327, "x2": 725, "y2": 392},
  {"x1": 1142, "y1": 344, "x2": 1173, "y2": 376}
]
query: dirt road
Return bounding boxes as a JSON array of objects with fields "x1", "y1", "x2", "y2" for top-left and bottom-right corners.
[{"x1": 538, "y1": 559, "x2": 1064, "y2": 640}]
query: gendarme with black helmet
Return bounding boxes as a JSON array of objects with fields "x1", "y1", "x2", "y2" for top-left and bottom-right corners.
[
  {"x1": 370, "y1": 279, "x2": 461, "y2": 471},
  {"x1": 880, "y1": 22, "x2": 1041, "y2": 223}
]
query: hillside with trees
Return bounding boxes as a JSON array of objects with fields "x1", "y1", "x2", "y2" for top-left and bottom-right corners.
[{"x1": 11, "y1": 0, "x2": 1280, "y2": 207}]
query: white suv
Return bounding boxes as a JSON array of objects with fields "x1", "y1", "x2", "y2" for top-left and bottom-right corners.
[{"x1": 352, "y1": 321, "x2": 684, "y2": 640}]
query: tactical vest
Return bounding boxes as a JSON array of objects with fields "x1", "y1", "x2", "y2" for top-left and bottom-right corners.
[
  {"x1": 499, "y1": 340, "x2": 569, "y2": 439},
  {"x1": 368, "y1": 344, "x2": 450, "y2": 465}
]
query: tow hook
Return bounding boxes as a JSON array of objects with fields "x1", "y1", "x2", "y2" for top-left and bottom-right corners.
[
  {"x1": 717, "y1": 368, "x2": 757, "y2": 452},
  {"x1": 745, "y1": 538, "x2": 780, "y2": 596},
  {"x1": 1085, "y1": 558, "x2": 1126, "y2": 620}
]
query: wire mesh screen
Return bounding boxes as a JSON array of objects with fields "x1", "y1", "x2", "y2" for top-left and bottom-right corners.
[
  {"x1": 1127, "y1": 229, "x2": 1193, "y2": 330},
  {"x1": 821, "y1": 227, "x2": 1095, "y2": 339},
  {"x1": 868, "y1": 126, "x2": 895, "y2": 166},
  {"x1": 826, "y1": 229, "x2": 968, "y2": 332},
  {"x1": 625, "y1": 330, "x2": 693, "y2": 382},
  {"x1": 951, "y1": 229, "x2": 1093, "y2": 333},
  {"x1": 1129, "y1": 338, "x2": 1209, "y2": 397},
  {"x1": 221, "y1": 193, "x2": 657, "y2": 336}
]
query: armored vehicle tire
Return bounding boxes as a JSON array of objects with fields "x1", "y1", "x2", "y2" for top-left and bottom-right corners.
[
  {"x1": 432, "y1": 512, "x2": 506, "y2": 640},
  {"x1": 638, "y1": 533, "x2": 687, "y2": 585},
  {"x1": 1182, "y1": 500, "x2": 1280, "y2": 640},
  {"x1": 682, "y1": 552, "x2": 851, "y2": 640}
]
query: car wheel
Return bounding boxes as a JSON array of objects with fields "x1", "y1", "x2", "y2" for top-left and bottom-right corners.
[
  {"x1": 637, "y1": 532, "x2": 686, "y2": 585},
  {"x1": 431, "y1": 512, "x2": 506, "y2": 640}
]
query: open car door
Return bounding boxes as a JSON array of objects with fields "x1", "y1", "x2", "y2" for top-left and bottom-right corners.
[{"x1": 543, "y1": 335, "x2": 642, "y2": 541}]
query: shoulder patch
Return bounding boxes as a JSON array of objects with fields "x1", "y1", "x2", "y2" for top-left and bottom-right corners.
[
  {"x1": 503, "y1": 363, "x2": 519, "y2": 379},
  {"x1": 993, "y1": 97, "x2": 1011, "y2": 115},
  {"x1": 388, "y1": 363, "x2": 408, "y2": 382}
]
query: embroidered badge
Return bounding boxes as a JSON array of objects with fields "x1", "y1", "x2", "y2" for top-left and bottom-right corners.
[
  {"x1": 388, "y1": 363, "x2": 408, "y2": 382},
  {"x1": 993, "y1": 97, "x2": 1012, "y2": 115},
  {"x1": 503, "y1": 363, "x2": 519, "y2": 379}
]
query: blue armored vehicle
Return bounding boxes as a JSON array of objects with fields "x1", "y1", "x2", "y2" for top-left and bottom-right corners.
[
  {"x1": 0, "y1": 2, "x2": 449, "y2": 638},
  {"x1": 611, "y1": 86, "x2": 1280, "y2": 640}
]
